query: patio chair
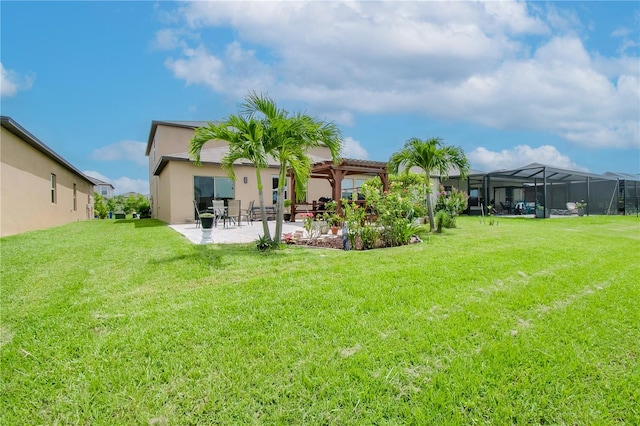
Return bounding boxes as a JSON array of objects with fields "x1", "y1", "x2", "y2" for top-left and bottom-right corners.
[
  {"x1": 239, "y1": 200, "x2": 254, "y2": 226},
  {"x1": 226, "y1": 200, "x2": 241, "y2": 227},
  {"x1": 566, "y1": 202, "x2": 578, "y2": 215},
  {"x1": 211, "y1": 200, "x2": 226, "y2": 227},
  {"x1": 193, "y1": 200, "x2": 207, "y2": 228}
]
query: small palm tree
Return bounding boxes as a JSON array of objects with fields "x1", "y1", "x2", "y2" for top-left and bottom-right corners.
[
  {"x1": 388, "y1": 137, "x2": 469, "y2": 232},
  {"x1": 190, "y1": 114, "x2": 272, "y2": 241},
  {"x1": 241, "y1": 92, "x2": 342, "y2": 243}
]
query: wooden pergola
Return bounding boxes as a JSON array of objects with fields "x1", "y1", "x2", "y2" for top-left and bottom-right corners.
[{"x1": 289, "y1": 159, "x2": 389, "y2": 221}]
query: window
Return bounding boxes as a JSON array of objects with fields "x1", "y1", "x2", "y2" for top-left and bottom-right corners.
[
  {"x1": 50, "y1": 174, "x2": 57, "y2": 203},
  {"x1": 342, "y1": 178, "x2": 354, "y2": 199},
  {"x1": 193, "y1": 176, "x2": 235, "y2": 214},
  {"x1": 272, "y1": 175, "x2": 287, "y2": 205},
  {"x1": 101, "y1": 187, "x2": 108, "y2": 196},
  {"x1": 73, "y1": 184, "x2": 77, "y2": 211}
]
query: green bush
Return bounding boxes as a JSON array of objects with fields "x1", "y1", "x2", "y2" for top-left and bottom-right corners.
[
  {"x1": 93, "y1": 193, "x2": 108, "y2": 219},
  {"x1": 435, "y1": 210, "x2": 451, "y2": 233}
]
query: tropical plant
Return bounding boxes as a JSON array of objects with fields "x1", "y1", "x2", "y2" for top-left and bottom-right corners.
[
  {"x1": 190, "y1": 109, "x2": 272, "y2": 241},
  {"x1": 93, "y1": 192, "x2": 108, "y2": 219},
  {"x1": 434, "y1": 185, "x2": 469, "y2": 228},
  {"x1": 435, "y1": 210, "x2": 451, "y2": 233},
  {"x1": 255, "y1": 234, "x2": 273, "y2": 251},
  {"x1": 388, "y1": 137, "x2": 469, "y2": 232},
  {"x1": 240, "y1": 92, "x2": 342, "y2": 243}
]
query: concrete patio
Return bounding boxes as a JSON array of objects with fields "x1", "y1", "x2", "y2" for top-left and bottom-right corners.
[{"x1": 169, "y1": 220, "x2": 306, "y2": 244}]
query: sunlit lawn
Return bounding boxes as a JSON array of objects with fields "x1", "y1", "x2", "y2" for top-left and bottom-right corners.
[{"x1": 1, "y1": 215, "x2": 639, "y2": 424}]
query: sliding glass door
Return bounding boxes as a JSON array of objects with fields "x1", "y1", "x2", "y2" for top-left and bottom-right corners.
[{"x1": 194, "y1": 176, "x2": 234, "y2": 216}]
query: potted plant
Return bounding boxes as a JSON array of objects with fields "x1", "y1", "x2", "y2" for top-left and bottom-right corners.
[
  {"x1": 535, "y1": 203, "x2": 549, "y2": 218},
  {"x1": 200, "y1": 212, "x2": 215, "y2": 229},
  {"x1": 324, "y1": 212, "x2": 340, "y2": 235},
  {"x1": 576, "y1": 201, "x2": 587, "y2": 217},
  {"x1": 199, "y1": 212, "x2": 215, "y2": 244}
]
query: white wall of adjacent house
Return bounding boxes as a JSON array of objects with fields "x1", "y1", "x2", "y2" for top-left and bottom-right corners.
[{"x1": 1, "y1": 128, "x2": 93, "y2": 237}]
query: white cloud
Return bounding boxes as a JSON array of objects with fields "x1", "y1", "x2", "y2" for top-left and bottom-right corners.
[
  {"x1": 341, "y1": 137, "x2": 369, "y2": 160},
  {"x1": 151, "y1": 28, "x2": 184, "y2": 50},
  {"x1": 92, "y1": 140, "x2": 147, "y2": 166},
  {"x1": 111, "y1": 177, "x2": 150, "y2": 196},
  {"x1": 611, "y1": 26, "x2": 639, "y2": 54},
  {"x1": 468, "y1": 145, "x2": 586, "y2": 172},
  {"x1": 160, "y1": 1, "x2": 639, "y2": 150},
  {"x1": 1, "y1": 62, "x2": 34, "y2": 97},
  {"x1": 84, "y1": 170, "x2": 149, "y2": 195}
]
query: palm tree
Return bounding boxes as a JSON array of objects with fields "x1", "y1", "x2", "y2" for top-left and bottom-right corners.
[
  {"x1": 388, "y1": 137, "x2": 470, "y2": 232},
  {"x1": 189, "y1": 115, "x2": 272, "y2": 241},
  {"x1": 241, "y1": 92, "x2": 342, "y2": 243}
]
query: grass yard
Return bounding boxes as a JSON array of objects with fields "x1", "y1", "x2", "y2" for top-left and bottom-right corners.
[{"x1": 1, "y1": 216, "x2": 639, "y2": 424}]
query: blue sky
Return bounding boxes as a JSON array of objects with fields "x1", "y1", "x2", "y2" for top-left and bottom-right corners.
[{"x1": 2, "y1": 1, "x2": 638, "y2": 194}]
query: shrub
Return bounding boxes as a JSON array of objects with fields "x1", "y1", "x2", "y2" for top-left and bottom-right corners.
[
  {"x1": 435, "y1": 185, "x2": 468, "y2": 228},
  {"x1": 435, "y1": 210, "x2": 451, "y2": 233},
  {"x1": 94, "y1": 193, "x2": 108, "y2": 219}
]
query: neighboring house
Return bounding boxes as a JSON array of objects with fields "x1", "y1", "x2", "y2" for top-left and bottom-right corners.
[
  {"x1": 442, "y1": 163, "x2": 640, "y2": 216},
  {"x1": 1, "y1": 116, "x2": 95, "y2": 237},
  {"x1": 146, "y1": 120, "x2": 377, "y2": 224},
  {"x1": 87, "y1": 176, "x2": 115, "y2": 199}
]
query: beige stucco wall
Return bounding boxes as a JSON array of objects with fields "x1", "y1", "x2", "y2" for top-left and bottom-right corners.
[
  {"x1": 1, "y1": 128, "x2": 93, "y2": 237},
  {"x1": 147, "y1": 123, "x2": 386, "y2": 224},
  {"x1": 154, "y1": 159, "x2": 344, "y2": 224}
]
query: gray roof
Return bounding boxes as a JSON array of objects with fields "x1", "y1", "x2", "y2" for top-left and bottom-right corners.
[
  {"x1": 603, "y1": 171, "x2": 640, "y2": 180},
  {"x1": 460, "y1": 162, "x2": 627, "y2": 183},
  {"x1": 1, "y1": 116, "x2": 94, "y2": 186},
  {"x1": 86, "y1": 175, "x2": 115, "y2": 188}
]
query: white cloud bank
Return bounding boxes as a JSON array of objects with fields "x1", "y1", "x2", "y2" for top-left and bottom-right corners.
[
  {"x1": 0, "y1": 62, "x2": 34, "y2": 97},
  {"x1": 341, "y1": 137, "x2": 369, "y2": 160},
  {"x1": 159, "y1": 1, "x2": 639, "y2": 150},
  {"x1": 468, "y1": 145, "x2": 587, "y2": 172},
  {"x1": 84, "y1": 170, "x2": 149, "y2": 196},
  {"x1": 92, "y1": 140, "x2": 147, "y2": 166}
]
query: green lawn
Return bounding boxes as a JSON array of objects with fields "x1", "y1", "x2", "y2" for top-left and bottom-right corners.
[{"x1": 1, "y1": 216, "x2": 639, "y2": 424}]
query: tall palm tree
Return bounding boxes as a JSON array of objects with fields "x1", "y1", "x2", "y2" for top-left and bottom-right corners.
[
  {"x1": 242, "y1": 92, "x2": 342, "y2": 243},
  {"x1": 388, "y1": 137, "x2": 470, "y2": 232},
  {"x1": 189, "y1": 115, "x2": 272, "y2": 241}
]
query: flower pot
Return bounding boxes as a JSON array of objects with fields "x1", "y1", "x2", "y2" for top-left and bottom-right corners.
[
  {"x1": 535, "y1": 208, "x2": 549, "y2": 218},
  {"x1": 330, "y1": 226, "x2": 339, "y2": 235},
  {"x1": 201, "y1": 216, "x2": 215, "y2": 229},
  {"x1": 577, "y1": 208, "x2": 585, "y2": 217}
]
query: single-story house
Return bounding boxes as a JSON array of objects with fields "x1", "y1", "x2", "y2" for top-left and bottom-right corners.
[
  {"x1": 1, "y1": 116, "x2": 95, "y2": 237},
  {"x1": 442, "y1": 163, "x2": 640, "y2": 216}
]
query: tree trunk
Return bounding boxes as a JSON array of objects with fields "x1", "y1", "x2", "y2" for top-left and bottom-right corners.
[
  {"x1": 255, "y1": 168, "x2": 271, "y2": 241},
  {"x1": 425, "y1": 173, "x2": 436, "y2": 232},
  {"x1": 274, "y1": 164, "x2": 287, "y2": 244}
]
